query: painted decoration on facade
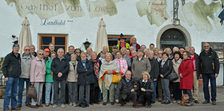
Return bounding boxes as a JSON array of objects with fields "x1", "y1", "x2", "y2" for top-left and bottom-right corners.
[
  {"x1": 181, "y1": 0, "x2": 224, "y2": 32},
  {"x1": 5, "y1": 0, "x2": 224, "y2": 31},
  {"x1": 86, "y1": 0, "x2": 123, "y2": 18},
  {"x1": 136, "y1": 0, "x2": 168, "y2": 26},
  {"x1": 5, "y1": 0, "x2": 124, "y2": 19},
  {"x1": 218, "y1": 2, "x2": 224, "y2": 26}
]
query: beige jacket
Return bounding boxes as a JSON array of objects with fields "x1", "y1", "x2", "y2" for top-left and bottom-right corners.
[
  {"x1": 67, "y1": 61, "x2": 78, "y2": 82},
  {"x1": 172, "y1": 58, "x2": 182, "y2": 83}
]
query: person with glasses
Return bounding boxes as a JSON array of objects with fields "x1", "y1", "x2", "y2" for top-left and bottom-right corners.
[
  {"x1": 77, "y1": 52, "x2": 93, "y2": 108},
  {"x1": 30, "y1": 50, "x2": 46, "y2": 108},
  {"x1": 179, "y1": 51, "x2": 194, "y2": 106},
  {"x1": 75, "y1": 48, "x2": 82, "y2": 61},
  {"x1": 2, "y1": 44, "x2": 21, "y2": 111},
  {"x1": 17, "y1": 45, "x2": 34, "y2": 108},
  {"x1": 30, "y1": 45, "x2": 37, "y2": 57},
  {"x1": 199, "y1": 42, "x2": 220, "y2": 105},
  {"x1": 45, "y1": 52, "x2": 56, "y2": 107}
]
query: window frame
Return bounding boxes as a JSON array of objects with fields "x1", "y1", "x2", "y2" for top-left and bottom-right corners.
[{"x1": 38, "y1": 34, "x2": 68, "y2": 53}]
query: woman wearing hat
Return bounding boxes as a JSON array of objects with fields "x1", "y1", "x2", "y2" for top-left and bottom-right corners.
[{"x1": 116, "y1": 33, "x2": 130, "y2": 50}]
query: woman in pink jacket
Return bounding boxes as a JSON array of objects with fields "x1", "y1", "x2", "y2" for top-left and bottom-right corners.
[{"x1": 30, "y1": 50, "x2": 46, "y2": 108}]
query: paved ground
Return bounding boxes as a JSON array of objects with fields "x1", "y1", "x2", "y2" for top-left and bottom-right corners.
[{"x1": 0, "y1": 87, "x2": 223, "y2": 111}]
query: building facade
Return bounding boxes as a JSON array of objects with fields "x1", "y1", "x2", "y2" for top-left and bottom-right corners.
[{"x1": 0, "y1": 0, "x2": 223, "y2": 85}]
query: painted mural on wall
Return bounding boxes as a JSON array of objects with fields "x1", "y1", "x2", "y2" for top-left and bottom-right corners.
[
  {"x1": 218, "y1": 2, "x2": 224, "y2": 25},
  {"x1": 5, "y1": 0, "x2": 224, "y2": 31},
  {"x1": 136, "y1": 0, "x2": 169, "y2": 26},
  {"x1": 180, "y1": 0, "x2": 224, "y2": 32},
  {"x1": 5, "y1": 0, "x2": 124, "y2": 19}
]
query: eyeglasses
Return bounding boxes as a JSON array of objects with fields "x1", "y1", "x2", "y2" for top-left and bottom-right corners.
[
  {"x1": 39, "y1": 53, "x2": 44, "y2": 55},
  {"x1": 25, "y1": 49, "x2": 30, "y2": 51}
]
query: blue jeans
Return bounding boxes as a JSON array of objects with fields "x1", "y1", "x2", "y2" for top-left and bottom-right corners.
[
  {"x1": 17, "y1": 78, "x2": 30, "y2": 106},
  {"x1": 183, "y1": 89, "x2": 193, "y2": 102},
  {"x1": 151, "y1": 81, "x2": 157, "y2": 102},
  {"x1": 202, "y1": 73, "x2": 217, "y2": 102},
  {"x1": 45, "y1": 82, "x2": 54, "y2": 104},
  {"x1": 3, "y1": 77, "x2": 19, "y2": 110}
]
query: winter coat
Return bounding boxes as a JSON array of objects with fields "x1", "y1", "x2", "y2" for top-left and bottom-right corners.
[
  {"x1": 20, "y1": 54, "x2": 34, "y2": 79},
  {"x1": 172, "y1": 58, "x2": 182, "y2": 83},
  {"x1": 149, "y1": 57, "x2": 159, "y2": 81},
  {"x1": 51, "y1": 57, "x2": 69, "y2": 81},
  {"x1": 138, "y1": 79, "x2": 154, "y2": 95},
  {"x1": 77, "y1": 60, "x2": 94, "y2": 85},
  {"x1": 115, "y1": 76, "x2": 138, "y2": 100},
  {"x1": 67, "y1": 61, "x2": 78, "y2": 82},
  {"x1": 30, "y1": 57, "x2": 46, "y2": 82},
  {"x1": 2, "y1": 52, "x2": 21, "y2": 78},
  {"x1": 132, "y1": 57, "x2": 151, "y2": 80},
  {"x1": 45, "y1": 59, "x2": 53, "y2": 82},
  {"x1": 159, "y1": 59, "x2": 173, "y2": 79},
  {"x1": 117, "y1": 42, "x2": 130, "y2": 50},
  {"x1": 199, "y1": 48, "x2": 220, "y2": 74},
  {"x1": 178, "y1": 59, "x2": 194, "y2": 90}
]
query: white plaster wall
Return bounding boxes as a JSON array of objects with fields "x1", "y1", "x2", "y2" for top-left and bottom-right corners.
[{"x1": 0, "y1": 0, "x2": 223, "y2": 85}]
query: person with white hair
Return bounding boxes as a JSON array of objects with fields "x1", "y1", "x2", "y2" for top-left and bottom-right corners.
[
  {"x1": 147, "y1": 51, "x2": 159, "y2": 103},
  {"x1": 172, "y1": 47, "x2": 179, "y2": 53},
  {"x1": 189, "y1": 46, "x2": 200, "y2": 104},
  {"x1": 51, "y1": 48, "x2": 69, "y2": 108}
]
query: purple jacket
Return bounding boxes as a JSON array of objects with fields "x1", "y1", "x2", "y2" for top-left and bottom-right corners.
[{"x1": 30, "y1": 57, "x2": 46, "y2": 82}]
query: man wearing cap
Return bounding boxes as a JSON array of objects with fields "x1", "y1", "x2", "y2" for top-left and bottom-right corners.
[
  {"x1": 117, "y1": 33, "x2": 130, "y2": 50},
  {"x1": 43, "y1": 48, "x2": 50, "y2": 62},
  {"x1": 2, "y1": 44, "x2": 21, "y2": 111}
]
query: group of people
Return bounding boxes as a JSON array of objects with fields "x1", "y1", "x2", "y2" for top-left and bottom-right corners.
[{"x1": 2, "y1": 35, "x2": 220, "y2": 111}]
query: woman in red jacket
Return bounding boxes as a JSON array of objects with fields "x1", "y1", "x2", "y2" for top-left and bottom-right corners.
[{"x1": 178, "y1": 51, "x2": 194, "y2": 106}]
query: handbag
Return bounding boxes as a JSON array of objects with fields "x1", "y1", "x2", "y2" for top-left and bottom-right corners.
[
  {"x1": 112, "y1": 74, "x2": 122, "y2": 83},
  {"x1": 27, "y1": 85, "x2": 37, "y2": 101},
  {"x1": 168, "y1": 73, "x2": 178, "y2": 81}
]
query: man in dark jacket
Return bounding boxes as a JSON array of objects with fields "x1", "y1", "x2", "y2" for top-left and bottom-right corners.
[
  {"x1": 115, "y1": 70, "x2": 138, "y2": 107},
  {"x1": 199, "y1": 42, "x2": 220, "y2": 105},
  {"x1": 64, "y1": 45, "x2": 75, "y2": 61},
  {"x1": 2, "y1": 44, "x2": 21, "y2": 111},
  {"x1": 51, "y1": 48, "x2": 69, "y2": 108},
  {"x1": 147, "y1": 51, "x2": 159, "y2": 103}
]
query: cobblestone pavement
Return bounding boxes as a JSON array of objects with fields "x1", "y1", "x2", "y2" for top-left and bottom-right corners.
[{"x1": 0, "y1": 87, "x2": 223, "y2": 111}]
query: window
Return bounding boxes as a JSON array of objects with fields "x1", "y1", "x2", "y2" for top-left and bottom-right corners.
[
  {"x1": 107, "y1": 34, "x2": 134, "y2": 52},
  {"x1": 39, "y1": 34, "x2": 68, "y2": 53}
]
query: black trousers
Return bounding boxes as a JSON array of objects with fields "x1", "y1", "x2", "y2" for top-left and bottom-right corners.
[
  {"x1": 172, "y1": 82, "x2": 182, "y2": 100},
  {"x1": 90, "y1": 84, "x2": 100, "y2": 103},
  {"x1": 138, "y1": 92, "x2": 152, "y2": 105},
  {"x1": 120, "y1": 92, "x2": 137, "y2": 105}
]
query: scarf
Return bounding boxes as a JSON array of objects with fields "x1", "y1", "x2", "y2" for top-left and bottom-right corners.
[
  {"x1": 93, "y1": 60, "x2": 100, "y2": 78},
  {"x1": 99, "y1": 61, "x2": 119, "y2": 90},
  {"x1": 81, "y1": 60, "x2": 87, "y2": 69}
]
